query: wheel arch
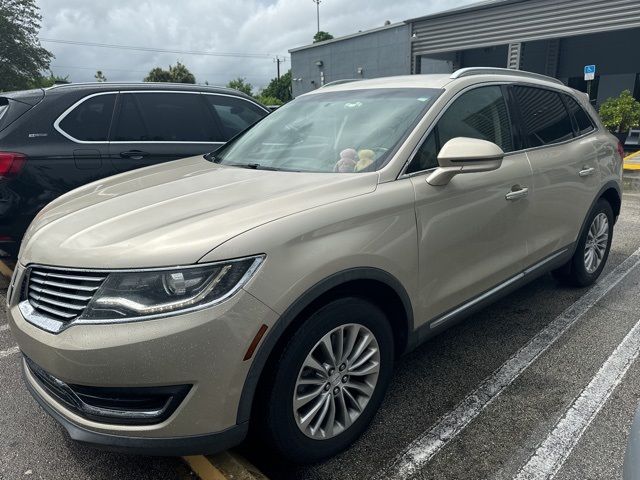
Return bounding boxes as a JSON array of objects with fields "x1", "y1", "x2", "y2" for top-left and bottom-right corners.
[
  {"x1": 573, "y1": 180, "x2": 621, "y2": 254},
  {"x1": 236, "y1": 267, "x2": 414, "y2": 425}
]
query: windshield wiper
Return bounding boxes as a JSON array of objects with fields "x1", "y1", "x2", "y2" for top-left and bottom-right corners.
[{"x1": 230, "y1": 163, "x2": 292, "y2": 171}]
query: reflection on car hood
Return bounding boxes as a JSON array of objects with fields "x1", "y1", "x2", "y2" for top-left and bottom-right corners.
[{"x1": 20, "y1": 156, "x2": 378, "y2": 268}]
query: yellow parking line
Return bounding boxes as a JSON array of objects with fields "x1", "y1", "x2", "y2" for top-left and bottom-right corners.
[
  {"x1": 183, "y1": 456, "x2": 228, "y2": 480},
  {"x1": 0, "y1": 260, "x2": 13, "y2": 279},
  {"x1": 624, "y1": 150, "x2": 640, "y2": 171},
  {"x1": 183, "y1": 451, "x2": 269, "y2": 480}
]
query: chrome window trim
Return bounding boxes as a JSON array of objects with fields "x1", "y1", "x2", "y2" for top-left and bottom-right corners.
[
  {"x1": 54, "y1": 90, "x2": 268, "y2": 145},
  {"x1": 18, "y1": 255, "x2": 265, "y2": 334},
  {"x1": 397, "y1": 80, "x2": 600, "y2": 179},
  {"x1": 53, "y1": 91, "x2": 118, "y2": 144}
]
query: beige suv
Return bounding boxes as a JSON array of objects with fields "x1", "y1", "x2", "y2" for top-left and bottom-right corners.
[{"x1": 6, "y1": 68, "x2": 623, "y2": 463}]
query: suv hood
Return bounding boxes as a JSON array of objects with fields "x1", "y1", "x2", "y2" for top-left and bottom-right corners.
[{"x1": 20, "y1": 156, "x2": 378, "y2": 268}]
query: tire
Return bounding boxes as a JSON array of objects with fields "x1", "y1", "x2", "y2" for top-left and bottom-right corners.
[
  {"x1": 259, "y1": 297, "x2": 394, "y2": 463},
  {"x1": 552, "y1": 199, "x2": 614, "y2": 287}
]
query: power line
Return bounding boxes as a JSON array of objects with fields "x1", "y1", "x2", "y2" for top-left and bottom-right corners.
[
  {"x1": 40, "y1": 38, "x2": 287, "y2": 60},
  {"x1": 50, "y1": 64, "x2": 267, "y2": 81}
]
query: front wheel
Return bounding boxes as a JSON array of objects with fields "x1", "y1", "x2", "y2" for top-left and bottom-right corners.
[
  {"x1": 553, "y1": 199, "x2": 614, "y2": 287},
  {"x1": 260, "y1": 297, "x2": 394, "y2": 463}
]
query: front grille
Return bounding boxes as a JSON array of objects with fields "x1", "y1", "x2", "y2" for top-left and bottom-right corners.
[{"x1": 25, "y1": 267, "x2": 107, "y2": 321}]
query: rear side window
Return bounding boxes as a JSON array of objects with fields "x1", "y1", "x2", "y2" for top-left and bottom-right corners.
[
  {"x1": 113, "y1": 93, "x2": 220, "y2": 142},
  {"x1": 512, "y1": 86, "x2": 574, "y2": 147},
  {"x1": 58, "y1": 94, "x2": 116, "y2": 141},
  {"x1": 563, "y1": 94, "x2": 595, "y2": 136},
  {"x1": 204, "y1": 95, "x2": 266, "y2": 140}
]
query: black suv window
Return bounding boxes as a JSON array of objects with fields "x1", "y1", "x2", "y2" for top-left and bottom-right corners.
[
  {"x1": 512, "y1": 86, "x2": 574, "y2": 147},
  {"x1": 204, "y1": 95, "x2": 266, "y2": 140},
  {"x1": 563, "y1": 94, "x2": 595, "y2": 136},
  {"x1": 406, "y1": 86, "x2": 512, "y2": 174},
  {"x1": 113, "y1": 93, "x2": 220, "y2": 142},
  {"x1": 59, "y1": 93, "x2": 116, "y2": 141}
]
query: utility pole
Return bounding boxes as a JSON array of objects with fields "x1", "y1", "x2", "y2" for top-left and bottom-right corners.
[
  {"x1": 274, "y1": 56, "x2": 287, "y2": 79},
  {"x1": 312, "y1": 0, "x2": 321, "y2": 34}
]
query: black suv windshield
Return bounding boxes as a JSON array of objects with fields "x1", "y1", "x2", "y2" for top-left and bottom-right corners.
[{"x1": 211, "y1": 88, "x2": 441, "y2": 173}]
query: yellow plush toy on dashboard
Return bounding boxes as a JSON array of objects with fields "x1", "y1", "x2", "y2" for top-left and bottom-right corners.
[{"x1": 355, "y1": 149, "x2": 375, "y2": 171}]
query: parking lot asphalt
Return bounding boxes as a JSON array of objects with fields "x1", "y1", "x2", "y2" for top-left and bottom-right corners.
[{"x1": 1, "y1": 174, "x2": 640, "y2": 480}]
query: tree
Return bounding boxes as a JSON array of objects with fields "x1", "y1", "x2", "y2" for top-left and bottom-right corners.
[
  {"x1": 599, "y1": 90, "x2": 640, "y2": 133},
  {"x1": 144, "y1": 61, "x2": 196, "y2": 83},
  {"x1": 28, "y1": 73, "x2": 70, "y2": 88},
  {"x1": 0, "y1": 0, "x2": 53, "y2": 91},
  {"x1": 94, "y1": 70, "x2": 107, "y2": 82},
  {"x1": 313, "y1": 31, "x2": 334, "y2": 43},
  {"x1": 256, "y1": 95, "x2": 283, "y2": 107},
  {"x1": 227, "y1": 77, "x2": 253, "y2": 96},
  {"x1": 259, "y1": 70, "x2": 292, "y2": 103}
]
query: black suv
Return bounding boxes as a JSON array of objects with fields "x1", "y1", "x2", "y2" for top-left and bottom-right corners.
[{"x1": 0, "y1": 83, "x2": 269, "y2": 258}]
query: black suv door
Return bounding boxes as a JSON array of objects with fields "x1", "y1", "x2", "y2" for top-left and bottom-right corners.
[{"x1": 109, "y1": 91, "x2": 225, "y2": 171}]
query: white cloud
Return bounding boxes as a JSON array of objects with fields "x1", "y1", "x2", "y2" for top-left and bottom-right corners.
[{"x1": 38, "y1": 0, "x2": 476, "y2": 90}]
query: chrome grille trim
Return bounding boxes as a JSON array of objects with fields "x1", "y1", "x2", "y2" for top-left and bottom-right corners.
[
  {"x1": 29, "y1": 276, "x2": 103, "y2": 292},
  {"x1": 24, "y1": 266, "x2": 107, "y2": 324},
  {"x1": 29, "y1": 284, "x2": 93, "y2": 302}
]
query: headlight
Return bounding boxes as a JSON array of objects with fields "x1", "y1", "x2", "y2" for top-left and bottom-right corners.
[{"x1": 81, "y1": 255, "x2": 264, "y2": 320}]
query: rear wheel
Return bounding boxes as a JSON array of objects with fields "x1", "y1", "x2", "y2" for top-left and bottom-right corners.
[
  {"x1": 553, "y1": 199, "x2": 614, "y2": 287},
  {"x1": 260, "y1": 297, "x2": 394, "y2": 463}
]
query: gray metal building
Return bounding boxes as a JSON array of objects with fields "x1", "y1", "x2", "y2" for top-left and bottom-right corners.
[
  {"x1": 290, "y1": 22, "x2": 410, "y2": 98},
  {"x1": 290, "y1": 0, "x2": 640, "y2": 104}
]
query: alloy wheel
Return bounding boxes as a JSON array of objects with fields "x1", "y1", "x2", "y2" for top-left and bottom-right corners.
[
  {"x1": 293, "y1": 323, "x2": 381, "y2": 440},
  {"x1": 584, "y1": 212, "x2": 609, "y2": 274}
]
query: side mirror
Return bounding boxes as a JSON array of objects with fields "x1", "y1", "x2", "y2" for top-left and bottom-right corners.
[{"x1": 426, "y1": 137, "x2": 504, "y2": 186}]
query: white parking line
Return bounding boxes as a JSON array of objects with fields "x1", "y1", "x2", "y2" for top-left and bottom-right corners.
[
  {"x1": 0, "y1": 346, "x2": 19, "y2": 359},
  {"x1": 0, "y1": 324, "x2": 9, "y2": 333},
  {"x1": 514, "y1": 317, "x2": 640, "y2": 480},
  {"x1": 377, "y1": 246, "x2": 640, "y2": 479}
]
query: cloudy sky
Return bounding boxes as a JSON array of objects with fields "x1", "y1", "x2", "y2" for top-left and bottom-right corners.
[{"x1": 38, "y1": 0, "x2": 477, "y2": 91}]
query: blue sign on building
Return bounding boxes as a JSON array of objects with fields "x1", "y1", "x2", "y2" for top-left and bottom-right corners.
[{"x1": 584, "y1": 65, "x2": 596, "y2": 81}]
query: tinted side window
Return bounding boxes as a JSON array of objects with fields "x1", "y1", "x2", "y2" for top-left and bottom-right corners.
[
  {"x1": 406, "y1": 131, "x2": 437, "y2": 174},
  {"x1": 512, "y1": 86, "x2": 574, "y2": 147},
  {"x1": 114, "y1": 93, "x2": 220, "y2": 142},
  {"x1": 437, "y1": 86, "x2": 514, "y2": 153},
  {"x1": 563, "y1": 94, "x2": 594, "y2": 136},
  {"x1": 205, "y1": 95, "x2": 266, "y2": 140},
  {"x1": 59, "y1": 94, "x2": 116, "y2": 141},
  {"x1": 112, "y1": 94, "x2": 147, "y2": 141}
]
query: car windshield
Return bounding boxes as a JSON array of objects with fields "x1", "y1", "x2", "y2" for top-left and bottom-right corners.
[{"x1": 211, "y1": 88, "x2": 441, "y2": 173}]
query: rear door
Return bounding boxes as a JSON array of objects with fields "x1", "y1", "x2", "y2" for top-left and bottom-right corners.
[
  {"x1": 109, "y1": 91, "x2": 225, "y2": 172},
  {"x1": 510, "y1": 85, "x2": 601, "y2": 265}
]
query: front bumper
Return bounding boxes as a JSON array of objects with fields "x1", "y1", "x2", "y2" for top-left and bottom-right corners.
[
  {"x1": 7, "y1": 265, "x2": 279, "y2": 453},
  {"x1": 23, "y1": 358, "x2": 248, "y2": 456}
]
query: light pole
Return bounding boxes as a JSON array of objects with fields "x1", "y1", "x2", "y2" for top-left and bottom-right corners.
[{"x1": 312, "y1": 0, "x2": 321, "y2": 34}]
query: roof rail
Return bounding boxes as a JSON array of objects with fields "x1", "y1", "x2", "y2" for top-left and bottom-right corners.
[
  {"x1": 47, "y1": 81, "x2": 227, "y2": 90},
  {"x1": 450, "y1": 67, "x2": 564, "y2": 86},
  {"x1": 321, "y1": 79, "x2": 361, "y2": 88}
]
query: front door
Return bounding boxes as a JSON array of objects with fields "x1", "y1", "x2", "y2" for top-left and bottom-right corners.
[{"x1": 406, "y1": 85, "x2": 533, "y2": 327}]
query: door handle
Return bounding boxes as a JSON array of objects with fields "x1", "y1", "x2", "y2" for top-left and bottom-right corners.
[
  {"x1": 579, "y1": 166, "x2": 596, "y2": 177},
  {"x1": 120, "y1": 150, "x2": 149, "y2": 160},
  {"x1": 505, "y1": 186, "x2": 529, "y2": 201}
]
